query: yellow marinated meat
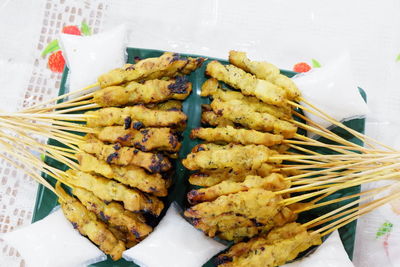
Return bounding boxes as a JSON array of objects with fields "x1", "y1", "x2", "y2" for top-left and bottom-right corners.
[
  {"x1": 201, "y1": 78, "x2": 292, "y2": 119},
  {"x1": 98, "y1": 52, "x2": 205, "y2": 87},
  {"x1": 85, "y1": 105, "x2": 187, "y2": 128},
  {"x1": 95, "y1": 126, "x2": 181, "y2": 152},
  {"x1": 187, "y1": 174, "x2": 290, "y2": 204},
  {"x1": 94, "y1": 77, "x2": 191, "y2": 107},
  {"x1": 192, "y1": 213, "x2": 256, "y2": 237},
  {"x1": 229, "y1": 51, "x2": 301, "y2": 100},
  {"x1": 192, "y1": 205, "x2": 296, "y2": 242},
  {"x1": 190, "y1": 126, "x2": 283, "y2": 146},
  {"x1": 201, "y1": 109, "x2": 235, "y2": 127},
  {"x1": 72, "y1": 186, "x2": 153, "y2": 240},
  {"x1": 229, "y1": 51, "x2": 280, "y2": 80},
  {"x1": 217, "y1": 223, "x2": 321, "y2": 267},
  {"x1": 79, "y1": 136, "x2": 171, "y2": 173},
  {"x1": 217, "y1": 207, "x2": 298, "y2": 242},
  {"x1": 188, "y1": 165, "x2": 273, "y2": 187},
  {"x1": 77, "y1": 152, "x2": 170, "y2": 197},
  {"x1": 146, "y1": 100, "x2": 182, "y2": 111},
  {"x1": 219, "y1": 223, "x2": 315, "y2": 258},
  {"x1": 270, "y1": 144, "x2": 290, "y2": 154},
  {"x1": 108, "y1": 225, "x2": 137, "y2": 249},
  {"x1": 189, "y1": 169, "x2": 254, "y2": 187},
  {"x1": 182, "y1": 144, "x2": 281, "y2": 171},
  {"x1": 210, "y1": 98, "x2": 297, "y2": 138},
  {"x1": 56, "y1": 183, "x2": 125, "y2": 261},
  {"x1": 184, "y1": 188, "x2": 283, "y2": 225},
  {"x1": 64, "y1": 170, "x2": 164, "y2": 216},
  {"x1": 205, "y1": 60, "x2": 287, "y2": 106}
]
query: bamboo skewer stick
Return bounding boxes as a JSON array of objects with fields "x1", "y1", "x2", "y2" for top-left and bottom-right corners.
[
  {"x1": 53, "y1": 103, "x2": 100, "y2": 114},
  {"x1": 0, "y1": 116, "x2": 93, "y2": 134},
  {"x1": 269, "y1": 152, "x2": 400, "y2": 162},
  {"x1": 3, "y1": 145, "x2": 75, "y2": 191},
  {"x1": 0, "y1": 134, "x2": 79, "y2": 170},
  {"x1": 282, "y1": 169, "x2": 400, "y2": 206},
  {"x1": 316, "y1": 190, "x2": 400, "y2": 237},
  {"x1": 285, "y1": 153, "x2": 400, "y2": 180},
  {"x1": 25, "y1": 92, "x2": 96, "y2": 114},
  {"x1": 290, "y1": 110, "x2": 367, "y2": 152},
  {"x1": 289, "y1": 100, "x2": 368, "y2": 148},
  {"x1": 0, "y1": 151, "x2": 60, "y2": 197},
  {"x1": 0, "y1": 120, "x2": 81, "y2": 152},
  {"x1": 292, "y1": 121, "x2": 366, "y2": 152},
  {"x1": 304, "y1": 188, "x2": 391, "y2": 231},
  {"x1": 21, "y1": 83, "x2": 98, "y2": 112},
  {"x1": 295, "y1": 97, "x2": 397, "y2": 152},
  {"x1": 295, "y1": 184, "x2": 394, "y2": 214},
  {"x1": 0, "y1": 115, "x2": 93, "y2": 134},
  {"x1": 285, "y1": 139, "x2": 382, "y2": 154},
  {"x1": 287, "y1": 144, "x2": 320, "y2": 156},
  {"x1": 0, "y1": 112, "x2": 92, "y2": 121}
]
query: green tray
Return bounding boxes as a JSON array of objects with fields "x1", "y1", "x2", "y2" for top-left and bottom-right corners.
[{"x1": 32, "y1": 48, "x2": 365, "y2": 266}]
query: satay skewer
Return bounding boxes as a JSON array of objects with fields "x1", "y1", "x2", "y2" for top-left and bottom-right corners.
[
  {"x1": 21, "y1": 83, "x2": 98, "y2": 113},
  {"x1": 313, "y1": 189, "x2": 400, "y2": 237}
]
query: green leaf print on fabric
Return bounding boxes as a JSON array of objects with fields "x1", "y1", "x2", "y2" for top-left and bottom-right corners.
[{"x1": 376, "y1": 221, "x2": 393, "y2": 239}]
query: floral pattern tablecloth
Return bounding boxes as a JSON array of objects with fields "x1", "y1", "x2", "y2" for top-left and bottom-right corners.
[{"x1": 0, "y1": 0, "x2": 399, "y2": 266}]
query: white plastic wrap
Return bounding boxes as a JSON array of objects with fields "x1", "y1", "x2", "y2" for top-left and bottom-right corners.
[
  {"x1": 60, "y1": 24, "x2": 127, "y2": 97},
  {"x1": 1, "y1": 208, "x2": 106, "y2": 267},
  {"x1": 123, "y1": 202, "x2": 226, "y2": 267},
  {"x1": 292, "y1": 54, "x2": 370, "y2": 136},
  {"x1": 283, "y1": 231, "x2": 354, "y2": 267}
]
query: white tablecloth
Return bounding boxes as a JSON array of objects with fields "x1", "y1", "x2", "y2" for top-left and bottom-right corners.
[{"x1": 0, "y1": 0, "x2": 399, "y2": 266}]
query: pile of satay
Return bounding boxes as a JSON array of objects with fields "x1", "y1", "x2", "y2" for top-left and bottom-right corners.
[
  {"x1": 181, "y1": 51, "x2": 321, "y2": 266},
  {"x1": 2, "y1": 51, "x2": 400, "y2": 266}
]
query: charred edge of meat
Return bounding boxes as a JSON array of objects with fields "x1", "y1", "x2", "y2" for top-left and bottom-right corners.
[
  {"x1": 168, "y1": 76, "x2": 189, "y2": 94},
  {"x1": 214, "y1": 256, "x2": 233, "y2": 265},
  {"x1": 161, "y1": 169, "x2": 174, "y2": 180},
  {"x1": 141, "y1": 192, "x2": 153, "y2": 204},
  {"x1": 113, "y1": 144, "x2": 121, "y2": 150},
  {"x1": 118, "y1": 133, "x2": 131, "y2": 142},
  {"x1": 196, "y1": 57, "x2": 206, "y2": 66},
  {"x1": 149, "y1": 187, "x2": 157, "y2": 192},
  {"x1": 192, "y1": 145, "x2": 206, "y2": 152},
  {"x1": 71, "y1": 222, "x2": 79, "y2": 229},
  {"x1": 140, "y1": 129, "x2": 150, "y2": 143},
  {"x1": 131, "y1": 229, "x2": 141, "y2": 239},
  {"x1": 106, "y1": 152, "x2": 119, "y2": 163},
  {"x1": 103, "y1": 200, "x2": 111, "y2": 204},
  {"x1": 176, "y1": 132, "x2": 184, "y2": 142},
  {"x1": 125, "y1": 65, "x2": 135, "y2": 71},
  {"x1": 133, "y1": 142, "x2": 147, "y2": 151},
  {"x1": 215, "y1": 109, "x2": 223, "y2": 116},
  {"x1": 168, "y1": 107, "x2": 181, "y2": 111},
  {"x1": 168, "y1": 134, "x2": 179, "y2": 148},
  {"x1": 99, "y1": 211, "x2": 111, "y2": 222},
  {"x1": 134, "y1": 56, "x2": 141, "y2": 63},
  {"x1": 149, "y1": 153, "x2": 170, "y2": 173},
  {"x1": 250, "y1": 218, "x2": 264, "y2": 227},
  {"x1": 189, "y1": 128, "x2": 200, "y2": 139},
  {"x1": 191, "y1": 217, "x2": 200, "y2": 226},
  {"x1": 187, "y1": 190, "x2": 205, "y2": 205},
  {"x1": 132, "y1": 121, "x2": 144, "y2": 130},
  {"x1": 133, "y1": 149, "x2": 139, "y2": 154},
  {"x1": 170, "y1": 53, "x2": 182, "y2": 62},
  {"x1": 201, "y1": 104, "x2": 213, "y2": 112},
  {"x1": 124, "y1": 117, "x2": 132, "y2": 129},
  {"x1": 193, "y1": 172, "x2": 210, "y2": 178}
]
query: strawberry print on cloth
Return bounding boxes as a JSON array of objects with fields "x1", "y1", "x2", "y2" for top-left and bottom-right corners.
[
  {"x1": 293, "y1": 59, "x2": 322, "y2": 73},
  {"x1": 42, "y1": 22, "x2": 91, "y2": 73}
]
